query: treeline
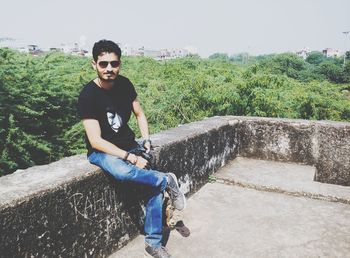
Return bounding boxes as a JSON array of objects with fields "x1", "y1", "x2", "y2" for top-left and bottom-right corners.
[
  {"x1": 0, "y1": 48, "x2": 349, "y2": 176},
  {"x1": 210, "y1": 51, "x2": 350, "y2": 83}
]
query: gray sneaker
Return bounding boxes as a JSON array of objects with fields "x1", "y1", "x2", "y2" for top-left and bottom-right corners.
[
  {"x1": 145, "y1": 245, "x2": 171, "y2": 258},
  {"x1": 166, "y1": 173, "x2": 186, "y2": 211}
]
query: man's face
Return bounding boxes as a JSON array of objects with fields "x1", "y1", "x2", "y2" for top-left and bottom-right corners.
[{"x1": 92, "y1": 52, "x2": 120, "y2": 82}]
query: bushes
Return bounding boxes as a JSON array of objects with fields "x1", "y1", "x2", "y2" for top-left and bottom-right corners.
[
  {"x1": 0, "y1": 49, "x2": 93, "y2": 175},
  {"x1": 0, "y1": 49, "x2": 349, "y2": 175}
]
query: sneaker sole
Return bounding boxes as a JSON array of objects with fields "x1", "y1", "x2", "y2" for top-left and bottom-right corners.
[
  {"x1": 144, "y1": 251, "x2": 170, "y2": 258},
  {"x1": 168, "y1": 173, "x2": 187, "y2": 211}
]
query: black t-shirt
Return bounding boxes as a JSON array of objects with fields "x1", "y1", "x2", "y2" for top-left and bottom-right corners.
[{"x1": 78, "y1": 75, "x2": 138, "y2": 155}]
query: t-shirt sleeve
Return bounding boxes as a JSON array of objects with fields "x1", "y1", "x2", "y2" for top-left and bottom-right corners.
[{"x1": 77, "y1": 90, "x2": 98, "y2": 120}]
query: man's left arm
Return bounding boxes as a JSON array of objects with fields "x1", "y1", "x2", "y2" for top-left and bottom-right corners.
[{"x1": 132, "y1": 99, "x2": 151, "y2": 152}]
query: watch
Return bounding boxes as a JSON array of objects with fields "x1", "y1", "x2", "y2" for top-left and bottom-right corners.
[{"x1": 143, "y1": 139, "x2": 152, "y2": 147}]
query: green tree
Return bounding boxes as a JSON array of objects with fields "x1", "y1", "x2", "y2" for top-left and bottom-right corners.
[
  {"x1": 1, "y1": 48, "x2": 349, "y2": 176},
  {"x1": 343, "y1": 61, "x2": 350, "y2": 83},
  {"x1": 208, "y1": 53, "x2": 230, "y2": 61},
  {"x1": 317, "y1": 60, "x2": 344, "y2": 83},
  {"x1": 306, "y1": 51, "x2": 326, "y2": 65},
  {"x1": 256, "y1": 53, "x2": 307, "y2": 80},
  {"x1": 345, "y1": 51, "x2": 350, "y2": 61}
]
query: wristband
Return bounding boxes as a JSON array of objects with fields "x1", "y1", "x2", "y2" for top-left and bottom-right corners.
[
  {"x1": 123, "y1": 152, "x2": 129, "y2": 161},
  {"x1": 143, "y1": 139, "x2": 152, "y2": 147}
]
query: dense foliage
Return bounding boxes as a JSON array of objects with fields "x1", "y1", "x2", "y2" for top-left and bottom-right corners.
[{"x1": 0, "y1": 48, "x2": 349, "y2": 175}]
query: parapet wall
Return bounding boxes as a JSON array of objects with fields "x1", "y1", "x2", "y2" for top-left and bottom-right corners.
[
  {"x1": 236, "y1": 117, "x2": 350, "y2": 185},
  {"x1": 0, "y1": 116, "x2": 349, "y2": 258}
]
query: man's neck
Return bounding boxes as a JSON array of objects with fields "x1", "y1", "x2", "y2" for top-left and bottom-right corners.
[{"x1": 94, "y1": 78, "x2": 113, "y2": 90}]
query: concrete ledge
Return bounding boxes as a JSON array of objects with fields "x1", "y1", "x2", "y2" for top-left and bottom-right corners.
[
  {"x1": 237, "y1": 117, "x2": 317, "y2": 164},
  {"x1": 232, "y1": 116, "x2": 350, "y2": 186},
  {"x1": 152, "y1": 117, "x2": 239, "y2": 192},
  {"x1": 315, "y1": 123, "x2": 350, "y2": 185},
  {"x1": 215, "y1": 157, "x2": 350, "y2": 205},
  {"x1": 0, "y1": 116, "x2": 238, "y2": 258},
  {"x1": 0, "y1": 116, "x2": 349, "y2": 257}
]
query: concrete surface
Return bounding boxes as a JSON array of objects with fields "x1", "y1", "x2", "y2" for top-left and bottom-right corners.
[
  {"x1": 110, "y1": 158, "x2": 350, "y2": 258},
  {"x1": 215, "y1": 157, "x2": 350, "y2": 204}
]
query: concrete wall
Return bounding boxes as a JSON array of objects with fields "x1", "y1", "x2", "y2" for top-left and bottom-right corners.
[
  {"x1": 0, "y1": 117, "x2": 238, "y2": 258},
  {"x1": 235, "y1": 116, "x2": 350, "y2": 186},
  {"x1": 0, "y1": 116, "x2": 349, "y2": 257}
]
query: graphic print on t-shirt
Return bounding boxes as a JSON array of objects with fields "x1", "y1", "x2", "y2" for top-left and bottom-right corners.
[{"x1": 107, "y1": 111, "x2": 123, "y2": 133}]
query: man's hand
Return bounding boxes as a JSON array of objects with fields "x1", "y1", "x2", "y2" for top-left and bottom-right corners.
[
  {"x1": 135, "y1": 156, "x2": 148, "y2": 169},
  {"x1": 127, "y1": 153, "x2": 148, "y2": 169},
  {"x1": 144, "y1": 140, "x2": 151, "y2": 153},
  {"x1": 132, "y1": 99, "x2": 151, "y2": 153}
]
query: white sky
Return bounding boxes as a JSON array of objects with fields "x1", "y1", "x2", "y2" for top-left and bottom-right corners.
[{"x1": 1, "y1": 0, "x2": 349, "y2": 57}]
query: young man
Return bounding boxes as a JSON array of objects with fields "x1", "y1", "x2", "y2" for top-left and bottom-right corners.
[{"x1": 77, "y1": 40, "x2": 186, "y2": 258}]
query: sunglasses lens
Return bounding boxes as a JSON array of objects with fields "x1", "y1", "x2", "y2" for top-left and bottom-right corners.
[
  {"x1": 98, "y1": 61, "x2": 108, "y2": 68},
  {"x1": 98, "y1": 61, "x2": 120, "y2": 68},
  {"x1": 110, "y1": 61, "x2": 120, "y2": 68}
]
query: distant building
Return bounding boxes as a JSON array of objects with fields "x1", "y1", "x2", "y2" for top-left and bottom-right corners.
[
  {"x1": 118, "y1": 41, "x2": 194, "y2": 60},
  {"x1": 183, "y1": 45, "x2": 198, "y2": 56},
  {"x1": 296, "y1": 47, "x2": 310, "y2": 59},
  {"x1": 170, "y1": 48, "x2": 190, "y2": 58},
  {"x1": 160, "y1": 49, "x2": 172, "y2": 59},
  {"x1": 0, "y1": 39, "x2": 43, "y2": 56},
  {"x1": 49, "y1": 47, "x2": 62, "y2": 52},
  {"x1": 0, "y1": 38, "x2": 29, "y2": 51},
  {"x1": 70, "y1": 43, "x2": 81, "y2": 55},
  {"x1": 120, "y1": 43, "x2": 130, "y2": 56},
  {"x1": 60, "y1": 42, "x2": 89, "y2": 56},
  {"x1": 26, "y1": 45, "x2": 43, "y2": 56},
  {"x1": 144, "y1": 49, "x2": 162, "y2": 59},
  {"x1": 322, "y1": 48, "x2": 341, "y2": 58},
  {"x1": 0, "y1": 38, "x2": 193, "y2": 59},
  {"x1": 28, "y1": 45, "x2": 39, "y2": 51}
]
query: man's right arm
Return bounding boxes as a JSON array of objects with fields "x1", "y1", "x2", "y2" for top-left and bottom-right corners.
[{"x1": 82, "y1": 119, "x2": 148, "y2": 168}]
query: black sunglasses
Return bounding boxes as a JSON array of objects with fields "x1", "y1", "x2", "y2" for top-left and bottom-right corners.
[{"x1": 98, "y1": 61, "x2": 121, "y2": 68}]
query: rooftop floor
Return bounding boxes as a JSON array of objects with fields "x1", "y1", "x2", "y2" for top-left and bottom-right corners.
[{"x1": 110, "y1": 158, "x2": 350, "y2": 258}]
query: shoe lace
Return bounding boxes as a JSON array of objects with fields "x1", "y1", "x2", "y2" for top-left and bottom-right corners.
[
  {"x1": 167, "y1": 178, "x2": 179, "y2": 199},
  {"x1": 170, "y1": 187, "x2": 179, "y2": 198}
]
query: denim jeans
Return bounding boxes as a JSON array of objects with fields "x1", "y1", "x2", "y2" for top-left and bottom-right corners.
[{"x1": 88, "y1": 151, "x2": 167, "y2": 247}]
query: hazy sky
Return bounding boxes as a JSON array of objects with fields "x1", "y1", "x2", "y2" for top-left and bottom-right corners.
[{"x1": 1, "y1": 0, "x2": 349, "y2": 57}]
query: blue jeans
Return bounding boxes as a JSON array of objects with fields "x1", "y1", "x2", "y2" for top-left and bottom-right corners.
[{"x1": 88, "y1": 151, "x2": 167, "y2": 247}]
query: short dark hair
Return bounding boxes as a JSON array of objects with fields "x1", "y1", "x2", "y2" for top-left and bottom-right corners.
[{"x1": 92, "y1": 40, "x2": 122, "y2": 61}]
